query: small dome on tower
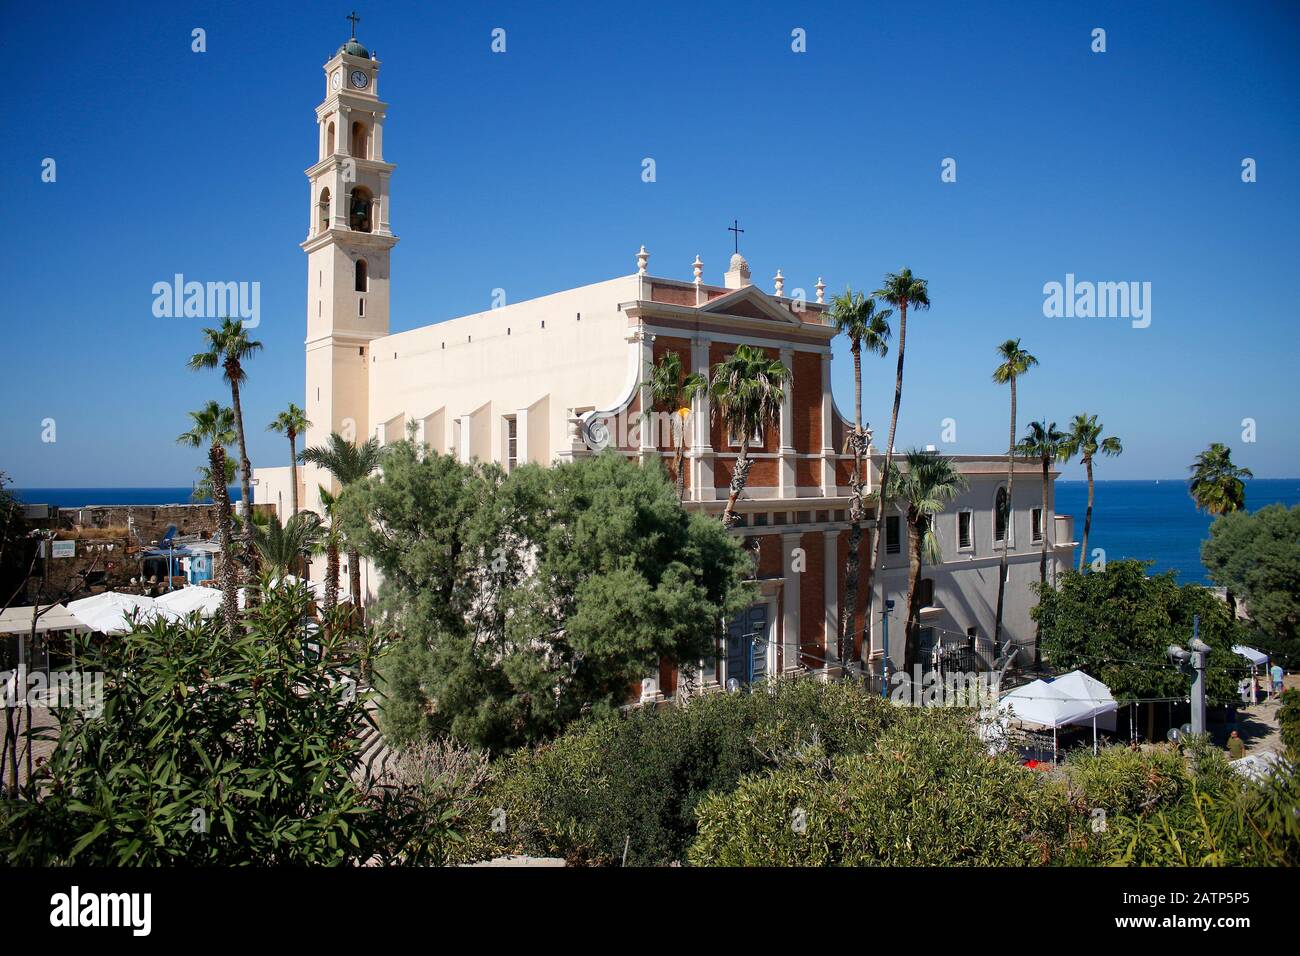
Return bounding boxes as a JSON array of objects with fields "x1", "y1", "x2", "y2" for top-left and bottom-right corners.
[{"x1": 338, "y1": 38, "x2": 370, "y2": 58}]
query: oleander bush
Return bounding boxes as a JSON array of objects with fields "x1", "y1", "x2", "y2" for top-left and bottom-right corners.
[
  {"x1": 1059, "y1": 743, "x2": 1191, "y2": 817},
  {"x1": 688, "y1": 714, "x2": 1079, "y2": 866},
  {"x1": 480, "y1": 677, "x2": 903, "y2": 865},
  {"x1": 0, "y1": 582, "x2": 458, "y2": 866}
]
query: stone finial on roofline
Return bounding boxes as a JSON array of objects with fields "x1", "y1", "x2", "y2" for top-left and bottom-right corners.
[
  {"x1": 724, "y1": 251, "x2": 751, "y2": 290},
  {"x1": 636, "y1": 245, "x2": 649, "y2": 275},
  {"x1": 815, "y1": 276, "x2": 826, "y2": 304},
  {"x1": 693, "y1": 254, "x2": 703, "y2": 285},
  {"x1": 773, "y1": 269, "x2": 784, "y2": 297}
]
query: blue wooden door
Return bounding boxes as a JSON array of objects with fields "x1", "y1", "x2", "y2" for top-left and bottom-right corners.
[{"x1": 726, "y1": 605, "x2": 768, "y2": 687}]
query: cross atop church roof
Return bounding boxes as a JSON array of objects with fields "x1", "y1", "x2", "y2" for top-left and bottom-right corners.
[{"x1": 728, "y1": 219, "x2": 744, "y2": 254}]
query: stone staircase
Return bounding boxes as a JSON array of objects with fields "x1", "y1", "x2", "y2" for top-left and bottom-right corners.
[{"x1": 355, "y1": 705, "x2": 398, "y2": 784}]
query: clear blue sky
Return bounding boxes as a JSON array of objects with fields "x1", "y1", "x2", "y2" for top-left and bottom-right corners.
[{"x1": 4, "y1": 0, "x2": 1298, "y2": 487}]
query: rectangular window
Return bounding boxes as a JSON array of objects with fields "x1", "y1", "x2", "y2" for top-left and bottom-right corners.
[
  {"x1": 506, "y1": 416, "x2": 518, "y2": 471},
  {"x1": 1032, "y1": 507, "x2": 1043, "y2": 543},
  {"x1": 358, "y1": 297, "x2": 365, "y2": 317},
  {"x1": 728, "y1": 420, "x2": 766, "y2": 448},
  {"x1": 885, "y1": 515, "x2": 901, "y2": 554},
  {"x1": 994, "y1": 493, "x2": 1008, "y2": 544},
  {"x1": 958, "y1": 511, "x2": 973, "y2": 550},
  {"x1": 918, "y1": 578, "x2": 935, "y2": 608}
]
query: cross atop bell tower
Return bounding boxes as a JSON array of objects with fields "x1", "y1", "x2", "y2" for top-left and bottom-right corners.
[{"x1": 300, "y1": 15, "x2": 398, "y2": 513}]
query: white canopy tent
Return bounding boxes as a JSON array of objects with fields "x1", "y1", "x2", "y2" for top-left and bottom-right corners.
[
  {"x1": 996, "y1": 669, "x2": 1119, "y2": 758},
  {"x1": 65, "y1": 592, "x2": 158, "y2": 635},
  {"x1": 1233, "y1": 645, "x2": 1269, "y2": 704},
  {"x1": 0, "y1": 603, "x2": 91, "y2": 674},
  {"x1": 1234, "y1": 645, "x2": 1268, "y2": 666},
  {"x1": 153, "y1": 586, "x2": 224, "y2": 620},
  {"x1": 0, "y1": 604, "x2": 89, "y2": 637}
]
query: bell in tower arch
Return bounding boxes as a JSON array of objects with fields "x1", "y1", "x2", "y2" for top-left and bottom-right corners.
[{"x1": 349, "y1": 188, "x2": 373, "y2": 233}]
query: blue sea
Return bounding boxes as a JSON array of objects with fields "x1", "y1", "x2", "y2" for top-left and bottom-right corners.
[
  {"x1": 1053, "y1": 479, "x2": 1300, "y2": 585},
  {"x1": 14, "y1": 480, "x2": 1299, "y2": 586},
  {"x1": 15, "y1": 487, "x2": 243, "y2": 507}
]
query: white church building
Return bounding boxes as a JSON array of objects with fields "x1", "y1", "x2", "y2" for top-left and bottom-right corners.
[{"x1": 254, "y1": 26, "x2": 1077, "y2": 694}]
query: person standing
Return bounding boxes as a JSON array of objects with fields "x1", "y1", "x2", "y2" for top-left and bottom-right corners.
[
  {"x1": 1227, "y1": 730, "x2": 1244, "y2": 760},
  {"x1": 1271, "y1": 662, "x2": 1285, "y2": 699}
]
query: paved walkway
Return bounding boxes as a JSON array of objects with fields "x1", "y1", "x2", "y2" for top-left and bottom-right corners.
[{"x1": 1234, "y1": 673, "x2": 1295, "y2": 758}]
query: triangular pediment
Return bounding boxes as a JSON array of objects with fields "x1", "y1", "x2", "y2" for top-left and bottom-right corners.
[{"x1": 699, "y1": 285, "x2": 799, "y2": 324}]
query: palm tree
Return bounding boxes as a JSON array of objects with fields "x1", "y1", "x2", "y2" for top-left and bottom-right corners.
[
  {"x1": 1188, "y1": 442, "x2": 1253, "y2": 516},
  {"x1": 708, "y1": 345, "x2": 790, "y2": 529},
  {"x1": 177, "y1": 401, "x2": 240, "y2": 636},
  {"x1": 299, "y1": 433, "x2": 382, "y2": 610},
  {"x1": 828, "y1": 288, "x2": 892, "y2": 665},
  {"x1": 252, "y1": 510, "x2": 322, "y2": 580},
  {"x1": 644, "y1": 352, "x2": 707, "y2": 500},
  {"x1": 991, "y1": 338, "x2": 1038, "y2": 652},
  {"x1": 314, "y1": 487, "x2": 344, "y2": 616},
  {"x1": 267, "y1": 404, "x2": 311, "y2": 517},
  {"x1": 188, "y1": 318, "x2": 263, "y2": 549},
  {"x1": 1058, "y1": 414, "x2": 1123, "y2": 572},
  {"x1": 886, "y1": 450, "x2": 966, "y2": 672},
  {"x1": 190, "y1": 457, "x2": 236, "y2": 505},
  {"x1": 870, "y1": 268, "x2": 930, "y2": 646},
  {"x1": 1188, "y1": 442, "x2": 1253, "y2": 616},
  {"x1": 1016, "y1": 419, "x2": 1066, "y2": 667}
]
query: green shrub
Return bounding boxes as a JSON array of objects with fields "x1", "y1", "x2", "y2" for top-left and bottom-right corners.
[
  {"x1": 1279, "y1": 689, "x2": 1300, "y2": 756},
  {"x1": 1, "y1": 582, "x2": 455, "y2": 866},
  {"x1": 1074, "y1": 757, "x2": 1300, "y2": 866},
  {"x1": 1060, "y1": 744, "x2": 1189, "y2": 816},
  {"x1": 688, "y1": 711, "x2": 1077, "y2": 866},
  {"x1": 481, "y1": 677, "x2": 901, "y2": 865}
]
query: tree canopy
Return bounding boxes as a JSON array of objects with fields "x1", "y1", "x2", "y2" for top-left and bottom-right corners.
[
  {"x1": 1201, "y1": 504, "x2": 1300, "y2": 666},
  {"x1": 337, "y1": 444, "x2": 755, "y2": 752},
  {"x1": 1034, "y1": 560, "x2": 1242, "y2": 704}
]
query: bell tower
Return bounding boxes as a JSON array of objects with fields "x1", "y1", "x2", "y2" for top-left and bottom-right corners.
[{"x1": 301, "y1": 13, "x2": 397, "y2": 511}]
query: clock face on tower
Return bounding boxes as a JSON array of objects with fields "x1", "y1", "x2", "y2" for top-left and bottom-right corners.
[
  {"x1": 349, "y1": 69, "x2": 369, "y2": 90},
  {"x1": 331, "y1": 70, "x2": 342, "y2": 90}
]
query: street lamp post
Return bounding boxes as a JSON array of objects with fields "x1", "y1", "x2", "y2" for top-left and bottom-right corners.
[
  {"x1": 1168, "y1": 614, "x2": 1209, "y2": 737},
  {"x1": 881, "y1": 598, "x2": 895, "y2": 699}
]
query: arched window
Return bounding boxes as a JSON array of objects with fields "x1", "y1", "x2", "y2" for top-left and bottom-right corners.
[
  {"x1": 318, "y1": 188, "x2": 331, "y2": 234},
  {"x1": 325, "y1": 121, "x2": 336, "y2": 156},
  {"x1": 355, "y1": 258, "x2": 368, "y2": 292},
  {"x1": 351, "y1": 121, "x2": 368, "y2": 159},
  {"x1": 994, "y1": 486, "x2": 1009, "y2": 544},
  {"x1": 348, "y1": 187, "x2": 373, "y2": 232}
]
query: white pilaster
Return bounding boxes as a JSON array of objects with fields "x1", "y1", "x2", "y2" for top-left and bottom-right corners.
[
  {"x1": 782, "y1": 532, "x2": 803, "y2": 674},
  {"x1": 824, "y1": 530, "x2": 839, "y2": 665},
  {"x1": 636, "y1": 329, "x2": 655, "y2": 461},
  {"x1": 820, "y1": 352, "x2": 835, "y2": 496},
  {"x1": 778, "y1": 347, "x2": 796, "y2": 499},
  {"x1": 692, "y1": 335, "x2": 713, "y2": 500}
]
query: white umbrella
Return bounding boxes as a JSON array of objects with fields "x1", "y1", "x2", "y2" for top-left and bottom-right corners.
[
  {"x1": 66, "y1": 592, "x2": 159, "y2": 635},
  {"x1": 153, "y1": 587, "x2": 224, "y2": 620}
]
